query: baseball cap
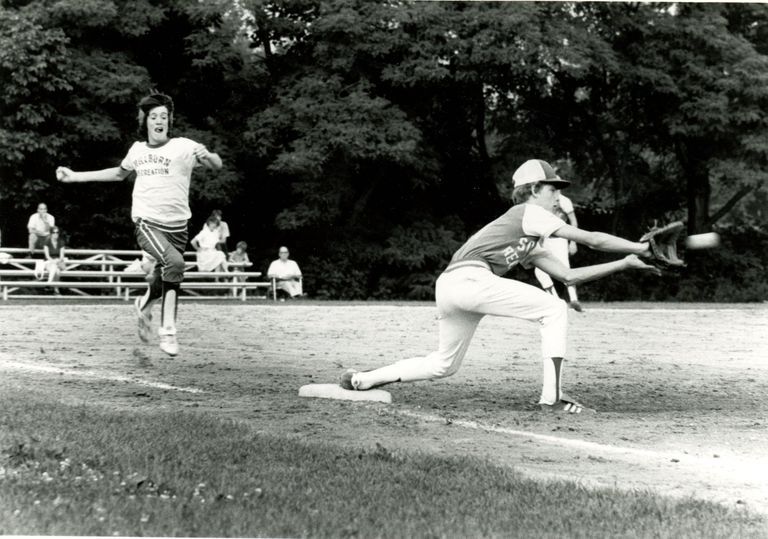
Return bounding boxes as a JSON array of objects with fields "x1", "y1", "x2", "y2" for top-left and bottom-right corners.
[{"x1": 512, "y1": 159, "x2": 570, "y2": 189}]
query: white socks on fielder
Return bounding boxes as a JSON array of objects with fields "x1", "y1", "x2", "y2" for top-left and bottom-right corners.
[{"x1": 540, "y1": 356, "x2": 563, "y2": 404}]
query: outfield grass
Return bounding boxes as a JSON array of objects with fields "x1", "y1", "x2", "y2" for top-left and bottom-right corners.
[{"x1": 0, "y1": 389, "x2": 765, "y2": 538}]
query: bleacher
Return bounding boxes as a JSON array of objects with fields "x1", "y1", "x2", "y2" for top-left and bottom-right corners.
[{"x1": 0, "y1": 247, "x2": 279, "y2": 301}]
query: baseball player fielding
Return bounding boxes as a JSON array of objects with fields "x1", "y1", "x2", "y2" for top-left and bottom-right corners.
[
  {"x1": 299, "y1": 383, "x2": 392, "y2": 403},
  {"x1": 685, "y1": 232, "x2": 721, "y2": 250}
]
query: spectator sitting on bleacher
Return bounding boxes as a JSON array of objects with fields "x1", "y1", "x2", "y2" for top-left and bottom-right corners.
[
  {"x1": 27, "y1": 203, "x2": 55, "y2": 255},
  {"x1": 267, "y1": 246, "x2": 303, "y2": 299},
  {"x1": 42, "y1": 227, "x2": 66, "y2": 295},
  {"x1": 228, "y1": 241, "x2": 250, "y2": 267},
  {"x1": 191, "y1": 216, "x2": 227, "y2": 273},
  {"x1": 228, "y1": 241, "x2": 250, "y2": 288}
]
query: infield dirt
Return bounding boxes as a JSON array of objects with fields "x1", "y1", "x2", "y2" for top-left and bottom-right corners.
[{"x1": 1, "y1": 301, "x2": 767, "y2": 514}]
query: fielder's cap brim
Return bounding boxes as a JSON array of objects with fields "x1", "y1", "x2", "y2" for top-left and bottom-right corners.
[{"x1": 512, "y1": 159, "x2": 571, "y2": 188}]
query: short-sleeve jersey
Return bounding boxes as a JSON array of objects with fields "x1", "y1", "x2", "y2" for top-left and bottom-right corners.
[
  {"x1": 450, "y1": 204, "x2": 566, "y2": 276},
  {"x1": 120, "y1": 137, "x2": 200, "y2": 223}
]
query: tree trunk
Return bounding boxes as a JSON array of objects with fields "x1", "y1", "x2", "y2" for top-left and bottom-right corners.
[
  {"x1": 687, "y1": 173, "x2": 711, "y2": 234},
  {"x1": 675, "y1": 139, "x2": 711, "y2": 234}
]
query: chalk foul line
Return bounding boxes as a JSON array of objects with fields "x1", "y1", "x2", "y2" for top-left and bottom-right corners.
[{"x1": 0, "y1": 357, "x2": 204, "y2": 394}]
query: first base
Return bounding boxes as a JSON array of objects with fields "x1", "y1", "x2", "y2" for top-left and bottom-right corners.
[{"x1": 298, "y1": 383, "x2": 392, "y2": 403}]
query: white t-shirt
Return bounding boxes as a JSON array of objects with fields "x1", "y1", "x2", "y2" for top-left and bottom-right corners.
[
  {"x1": 267, "y1": 259, "x2": 302, "y2": 279},
  {"x1": 28, "y1": 213, "x2": 55, "y2": 236},
  {"x1": 120, "y1": 137, "x2": 201, "y2": 223}
]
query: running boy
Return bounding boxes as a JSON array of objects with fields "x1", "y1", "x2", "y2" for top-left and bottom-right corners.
[{"x1": 56, "y1": 93, "x2": 222, "y2": 356}]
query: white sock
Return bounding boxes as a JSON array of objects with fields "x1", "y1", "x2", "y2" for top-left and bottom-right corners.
[
  {"x1": 540, "y1": 357, "x2": 563, "y2": 404},
  {"x1": 161, "y1": 289, "x2": 177, "y2": 332}
]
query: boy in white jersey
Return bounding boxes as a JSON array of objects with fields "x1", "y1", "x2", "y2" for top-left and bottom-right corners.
[
  {"x1": 55, "y1": 93, "x2": 222, "y2": 357},
  {"x1": 341, "y1": 159, "x2": 660, "y2": 413},
  {"x1": 534, "y1": 192, "x2": 583, "y2": 312}
]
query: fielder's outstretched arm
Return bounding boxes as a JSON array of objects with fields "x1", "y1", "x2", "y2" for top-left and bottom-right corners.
[
  {"x1": 552, "y1": 223, "x2": 649, "y2": 256},
  {"x1": 56, "y1": 166, "x2": 130, "y2": 183},
  {"x1": 534, "y1": 252, "x2": 660, "y2": 287}
]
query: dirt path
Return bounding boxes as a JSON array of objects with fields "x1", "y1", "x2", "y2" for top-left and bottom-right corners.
[{"x1": 2, "y1": 301, "x2": 767, "y2": 515}]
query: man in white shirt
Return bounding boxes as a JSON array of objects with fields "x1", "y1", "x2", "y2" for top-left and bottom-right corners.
[
  {"x1": 534, "y1": 192, "x2": 583, "y2": 312},
  {"x1": 27, "y1": 203, "x2": 55, "y2": 254},
  {"x1": 267, "y1": 246, "x2": 303, "y2": 299}
]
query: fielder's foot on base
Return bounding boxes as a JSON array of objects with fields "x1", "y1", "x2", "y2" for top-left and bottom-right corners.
[
  {"x1": 539, "y1": 396, "x2": 595, "y2": 414},
  {"x1": 158, "y1": 328, "x2": 178, "y2": 357},
  {"x1": 134, "y1": 298, "x2": 152, "y2": 343},
  {"x1": 340, "y1": 369, "x2": 359, "y2": 390}
]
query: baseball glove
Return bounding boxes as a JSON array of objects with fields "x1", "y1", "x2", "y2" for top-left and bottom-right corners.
[{"x1": 640, "y1": 221, "x2": 686, "y2": 269}]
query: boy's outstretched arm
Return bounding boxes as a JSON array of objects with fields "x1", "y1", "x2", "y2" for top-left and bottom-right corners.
[{"x1": 56, "y1": 166, "x2": 130, "y2": 183}]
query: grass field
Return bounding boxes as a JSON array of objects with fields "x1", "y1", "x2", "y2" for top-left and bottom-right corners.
[{"x1": 1, "y1": 301, "x2": 767, "y2": 537}]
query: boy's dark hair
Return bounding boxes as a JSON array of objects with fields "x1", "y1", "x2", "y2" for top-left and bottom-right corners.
[
  {"x1": 236, "y1": 241, "x2": 248, "y2": 250},
  {"x1": 137, "y1": 93, "x2": 174, "y2": 140},
  {"x1": 511, "y1": 182, "x2": 545, "y2": 205}
]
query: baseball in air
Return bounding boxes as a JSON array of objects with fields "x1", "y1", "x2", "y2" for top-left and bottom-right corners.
[{"x1": 684, "y1": 232, "x2": 721, "y2": 250}]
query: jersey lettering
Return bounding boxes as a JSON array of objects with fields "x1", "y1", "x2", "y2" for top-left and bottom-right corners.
[{"x1": 502, "y1": 237, "x2": 536, "y2": 268}]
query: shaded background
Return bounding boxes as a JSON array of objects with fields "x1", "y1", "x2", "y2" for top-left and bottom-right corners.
[{"x1": 1, "y1": 0, "x2": 767, "y2": 300}]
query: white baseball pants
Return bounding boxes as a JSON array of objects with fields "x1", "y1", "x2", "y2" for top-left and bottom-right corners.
[{"x1": 356, "y1": 262, "x2": 568, "y2": 390}]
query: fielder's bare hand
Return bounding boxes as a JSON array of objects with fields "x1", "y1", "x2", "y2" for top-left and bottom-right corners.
[{"x1": 624, "y1": 254, "x2": 662, "y2": 275}]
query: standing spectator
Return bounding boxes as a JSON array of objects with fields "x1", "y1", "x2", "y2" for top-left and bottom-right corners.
[
  {"x1": 267, "y1": 246, "x2": 303, "y2": 299},
  {"x1": 191, "y1": 216, "x2": 228, "y2": 273},
  {"x1": 27, "y1": 203, "x2": 55, "y2": 255},
  {"x1": 56, "y1": 92, "x2": 223, "y2": 357},
  {"x1": 534, "y1": 192, "x2": 583, "y2": 312},
  {"x1": 212, "y1": 209, "x2": 230, "y2": 252},
  {"x1": 43, "y1": 227, "x2": 66, "y2": 295}
]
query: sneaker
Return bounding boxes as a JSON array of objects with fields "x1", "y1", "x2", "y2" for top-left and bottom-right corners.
[
  {"x1": 158, "y1": 328, "x2": 178, "y2": 357},
  {"x1": 134, "y1": 297, "x2": 152, "y2": 343},
  {"x1": 538, "y1": 396, "x2": 595, "y2": 414},
  {"x1": 340, "y1": 369, "x2": 359, "y2": 390}
]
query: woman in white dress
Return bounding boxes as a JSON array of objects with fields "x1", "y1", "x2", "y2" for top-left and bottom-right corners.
[{"x1": 191, "y1": 217, "x2": 227, "y2": 272}]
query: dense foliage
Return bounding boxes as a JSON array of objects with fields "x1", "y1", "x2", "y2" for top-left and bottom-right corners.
[{"x1": 1, "y1": 1, "x2": 766, "y2": 300}]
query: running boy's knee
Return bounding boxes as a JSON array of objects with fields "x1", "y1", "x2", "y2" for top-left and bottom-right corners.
[{"x1": 163, "y1": 252, "x2": 186, "y2": 282}]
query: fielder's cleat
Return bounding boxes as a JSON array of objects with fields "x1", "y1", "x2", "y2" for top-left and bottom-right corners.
[
  {"x1": 539, "y1": 396, "x2": 595, "y2": 414},
  {"x1": 569, "y1": 300, "x2": 584, "y2": 313},
  {"x1": 134, "y1": 297, "x2": 152, "y2": 343},
  {"x1": 340, "y1": 369, "x2": 359, "y2": 390},
  {"x1": 158, "y1": 327, "x2": 178, "y2": 357}
]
